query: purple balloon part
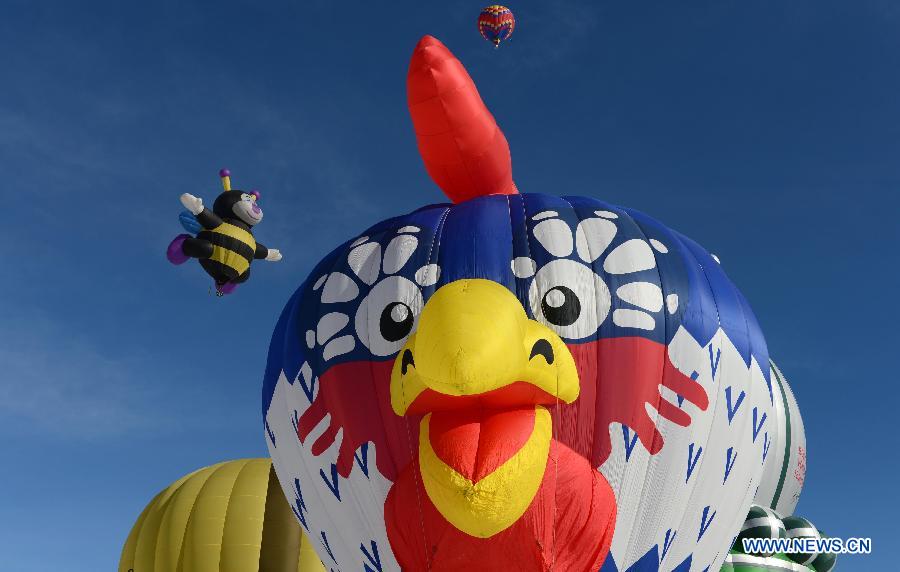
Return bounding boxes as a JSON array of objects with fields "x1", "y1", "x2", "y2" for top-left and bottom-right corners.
[
  {"x1": 218, "y1": 281, "x2": 239, "y2": 295},
  {"x1": 250, "y1": 190, "x2": 261, "y2": 200},
  {"x1": 219, "y1": 168, "x2": 231, "y2": 178},
  {"x1": 166, "y1": 234, "x2": 190, "y2": 265}
]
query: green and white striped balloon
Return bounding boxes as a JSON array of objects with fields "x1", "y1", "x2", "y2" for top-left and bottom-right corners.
[
  {"x1": 782, "y1": 515, "x2": 819, "y2": 566},
  {"x1": 722, "y1": 551, "x2": 813, "y2": 571},
  {"x1": 754, "y1": 361, "x2": 806, "y2": 516},
  {"x1": 808, "y1": 530, "x2": 837, "y2": 572},
  {"x1": 736, "y1": 505, "x2": 787, "y2": 557}
]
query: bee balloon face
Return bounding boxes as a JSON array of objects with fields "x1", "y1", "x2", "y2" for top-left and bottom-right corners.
[
  {"x1": 213, "y1": 190, "x2": 263, "y2": 226},
  {"x1": 232, "y1": 192, "x2": 263, "y2": 226}
]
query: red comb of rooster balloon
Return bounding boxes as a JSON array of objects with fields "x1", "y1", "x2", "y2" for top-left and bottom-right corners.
[{"x1": 407, "y1": 35, "x2": 517, "y2": 203}]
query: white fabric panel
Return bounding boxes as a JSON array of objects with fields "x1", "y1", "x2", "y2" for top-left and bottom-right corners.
[
  {"x1": 753, "y1": 361, "x2": 806, "y2": 517},
  {"x1": 601, "y1": 328, "x2": 776, "y2": 572},
  {"x1": 267, "y1": 372, "x2": 400, "y2": 572}
]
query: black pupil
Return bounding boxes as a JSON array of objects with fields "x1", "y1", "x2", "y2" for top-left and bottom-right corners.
[
  {"x1": 541, "y1": 286, "x2": 581, "y2": 327},
  {"x1": 380, "y1": 302, "x2": 414, "y2": 342}
]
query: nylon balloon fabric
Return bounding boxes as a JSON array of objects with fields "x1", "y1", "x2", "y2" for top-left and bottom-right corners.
[
  {"x1": 477, "y1": 5, "x2": 515, "y2": 47},
  {"x1": 753, "y1": 361, "x2": 806, "y2": 517},
  {"x1": 119, "y1": 459, "x2": 325, "y2": 572},
  {"x1": 263, "y1": 36, "x2": 775, "y2": 572},
  {"x1": 407, "y1": 36, "x2": 517, "y2": 203}
]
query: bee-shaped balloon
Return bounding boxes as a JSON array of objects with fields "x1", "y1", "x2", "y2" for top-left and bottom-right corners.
[{"x1": 166, "y1": 169, "x2": 283, "y2": 296}]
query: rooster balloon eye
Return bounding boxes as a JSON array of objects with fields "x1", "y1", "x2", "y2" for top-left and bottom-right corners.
[
  {"x1": 355, "y1": 275, "x2": 424, "y2": 356},
  {"x1": 381, "y1": 302, "x2": 414, "y2": 342},
  {"x1": 529, "y1": 259, "x2": 611, "y2": 340},
  {"x1": 541, "y1": 286, "x2": 581, "y2": 326}
]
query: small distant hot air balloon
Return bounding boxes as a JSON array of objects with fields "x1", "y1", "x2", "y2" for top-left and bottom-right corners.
[{"x1": 478, "y1": 5, "x2": 515, "y2": 48}]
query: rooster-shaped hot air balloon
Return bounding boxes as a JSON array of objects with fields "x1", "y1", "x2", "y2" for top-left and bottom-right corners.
[{"x1": 263, "y1": 36, "x2": 777, "y2": 572}]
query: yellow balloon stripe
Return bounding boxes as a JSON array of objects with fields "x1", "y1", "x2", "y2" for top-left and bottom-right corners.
[
  {"x1": 119, "y1": 489, "x2": 164, "y2": 572},
  {"x1": 212, "y1": 222, "x2": 255, "y2": 250},
  {"x1": 182, "y1": 459, "x2": 249, "y2": 571},
  {"x1": 126, "y1": 465, "x2": 213, "y2": 572},
  {"x1": 297, "y1": 531, "x2": 323, "y2": 572},
  {"x1": 119, "y1": 459, "x2": 323, "y2": 572},
  {"x1": 220, "y1": 460, "x2": 269, "y2": 572},
  {"x1": 260, "y1": 467, "x2": 303, "y2": 572},
  {"x1": 156, "y1": 464, "x2": 220, "y2": 572}
]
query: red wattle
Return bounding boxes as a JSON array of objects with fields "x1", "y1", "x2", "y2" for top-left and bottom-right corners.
[
  {"x1": 385, "y1": 440, "x2": 616, "y2": 571},
  {"x1": 428, "y1": 407, "x2": 536, "y2": 483}
]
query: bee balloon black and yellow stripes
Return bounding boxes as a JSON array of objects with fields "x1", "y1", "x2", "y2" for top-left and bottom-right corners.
[{"x1": 166, "y1": 169, "x2": 283, "y2": 296}]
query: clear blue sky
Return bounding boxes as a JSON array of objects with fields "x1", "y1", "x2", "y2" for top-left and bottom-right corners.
[{"x1": 1, "y1": 1, "x2": 897, "y2": 570}]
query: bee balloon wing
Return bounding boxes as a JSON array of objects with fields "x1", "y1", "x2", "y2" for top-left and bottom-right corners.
[{"x1": 179, "y1": 210, "x2": 203, "y2": 235}]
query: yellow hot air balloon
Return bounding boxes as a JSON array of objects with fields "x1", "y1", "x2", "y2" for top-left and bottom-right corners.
[{"x1": 119, "y1": 458, "x2": 324, "y2": 572}]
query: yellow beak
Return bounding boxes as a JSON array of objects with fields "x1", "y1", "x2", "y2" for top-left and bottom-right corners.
[{"x1": 390, "y1": 279, "x2": 579, "y2": 415}]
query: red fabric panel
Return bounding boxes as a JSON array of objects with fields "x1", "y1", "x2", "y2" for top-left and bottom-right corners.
[
  {"x1": 407, "y1": 35, "x2": 517, "y2": 203},
  {"x1": 555, "y1": 337, "x2": 710, "y2": 470},
  {"x1": 297, "y1": 359, "x2": 418, "y2": 481},
  {"x1": 428, "y1": 407, "x2": 536, "y2": 483},
  {"x1": 385, "y1": 441, "x2": 616, "y2": 571}
]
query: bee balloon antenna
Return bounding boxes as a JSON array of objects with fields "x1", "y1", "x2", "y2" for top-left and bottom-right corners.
[{"x1": 219, "y1": 168, "x2": 232, "y2": 192}]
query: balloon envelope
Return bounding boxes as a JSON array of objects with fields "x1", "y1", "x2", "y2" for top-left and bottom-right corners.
[
  {"x1": 753, "y1": 361, "x2": 806, "y2": 516},
  {"x1": 263, "y1": 36, "x2": 776, "y2": 572},
  {"x1": 119, "y1": 458, "x2": 324, "y2": 572},
  {"x1": 263, "y1": 191, "x2": 778, "y2": 571},
  {"x1": 477, "y1": 5, "x2": 515, "y2": 47},
  {"x1": 721, "y1": 552, "x2": 813, "y2": 571},
  {"x1": 722, "y1": 507, "x2": 834, "y2": 572}
]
